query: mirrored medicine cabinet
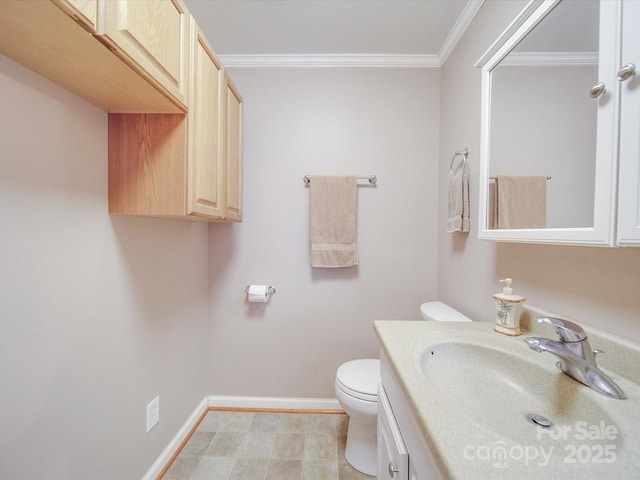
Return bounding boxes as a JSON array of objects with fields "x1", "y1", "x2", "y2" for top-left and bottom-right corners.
[{"x1": 475, "y1": 0, "x2": 640, "y2": 247}]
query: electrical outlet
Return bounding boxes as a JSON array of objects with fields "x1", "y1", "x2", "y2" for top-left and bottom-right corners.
[{"x1": 146, "y1": 396, "x2": 160, "y2": 433}]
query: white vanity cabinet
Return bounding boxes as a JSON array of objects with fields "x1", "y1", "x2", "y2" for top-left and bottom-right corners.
[
  {"x1": 378, "y1": 385, "x2": 408, "y2": 480},
  {"x1": 616, "y1": 0, "x2": 640, "y2": 246},
  {"x1": 378, "y1": 353, "x2": 443, "y2": 480}
]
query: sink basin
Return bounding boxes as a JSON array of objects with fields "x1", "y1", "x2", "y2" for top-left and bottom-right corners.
[
  {"x1": 374, "y1": 320, "x2": 640, "y2": 479},
  {"x1": 416, "y1": 340, "x2": 616, "y2": 448}
]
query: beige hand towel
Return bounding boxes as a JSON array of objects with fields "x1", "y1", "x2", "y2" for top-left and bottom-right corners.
[
  {"x1": 447, "y1": 169, "x2": 470, "y2": 233},
  {"x1": 309, "y1": 175, "x2": 358, "y2": 268},
  {"x1": 496, "y1": 175, "x2": 547, "y2": 229}
]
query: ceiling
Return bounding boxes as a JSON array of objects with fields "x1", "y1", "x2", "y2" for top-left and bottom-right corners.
[{"x1": 183, "y1": 0, "x2": 477, "y2": 66}]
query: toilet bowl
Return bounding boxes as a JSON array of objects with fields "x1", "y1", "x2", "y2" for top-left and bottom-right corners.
[
  {"x1": 335, "y1": 359, "x2": 379, "y2": 476},
  {"x1": 334, "y1": 301, "x2": 471, "y2": 476}
]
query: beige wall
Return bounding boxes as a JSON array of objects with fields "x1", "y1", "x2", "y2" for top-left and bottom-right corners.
[
  {"x1": 207, "y1": 68, "x2": 441, "y2": 397},
  {"x1": 0, "y1": 55, "x2": 210, "y2": 479},
  {"x1": 437, "y1": 0, "x2": 640, "y2": 343}
]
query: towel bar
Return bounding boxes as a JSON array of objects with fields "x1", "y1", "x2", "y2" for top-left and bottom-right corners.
[
  {"x1": 303, "y1": 175, "x2": 377, "y2": 185},
  {"x1": 450, "y1": 149, "x2": 469, "y2": 175},
  {"x1": 490, "y1": 176, "x2": 551, "y2": 180}
]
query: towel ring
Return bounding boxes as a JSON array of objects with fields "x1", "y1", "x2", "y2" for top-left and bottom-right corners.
[{"x1": 450, "y1": 148, "x2": 469, "y2": 175}]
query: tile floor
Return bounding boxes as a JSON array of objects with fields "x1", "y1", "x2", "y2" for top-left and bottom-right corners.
[{"x1": 161, "y1": 409, "x2": 374, "y2": 480}]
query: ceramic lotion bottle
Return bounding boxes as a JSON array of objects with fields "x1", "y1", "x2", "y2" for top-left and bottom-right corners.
[{"x1": 493, "y1": 278, "x2": 525, "y2": 336}]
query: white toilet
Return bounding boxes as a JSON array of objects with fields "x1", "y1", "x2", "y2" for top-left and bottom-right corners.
[{"x1": 334, "y1": 301, "x2": 472, "y2": 476}]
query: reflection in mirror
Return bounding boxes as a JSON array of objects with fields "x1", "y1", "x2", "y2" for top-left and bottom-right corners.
[{"x1": 487, "y1": 0, "x2": 599, "y2": 229}]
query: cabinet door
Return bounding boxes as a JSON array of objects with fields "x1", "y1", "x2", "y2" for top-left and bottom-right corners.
[
  {"x1": 187, "y1": 18, "x2": 225, "y2": 218},
  {"x1": 378, "y1": 386, "x2": 408, "y2": 480},
  {"x1": 52, "y1": 0, "x2": 97, "y2": 32},
  {"x1": 617, "y1": 0, "x2": 640, "y2": 246},
  {"x1": 99, "y1": 0, "x2": 189, "y2": 109},
  {"x1": 224, "y1": 74, "x2": 243, "y2": 222}
]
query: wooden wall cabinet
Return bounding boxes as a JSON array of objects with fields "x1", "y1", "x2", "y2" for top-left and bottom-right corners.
[
  {"x1": 108, "y1": 17, "x2": 243, "y2": 223},
  {"x1": 53, "y1": 0, "x2": 98, "y2": 33},
  {"x1": 223, "y1": 74, "x2": 244, "y2": 223},
  {"x1": 97, "y1": 0, "x2": 189, "y2": 110},
  {"x1": 0, "y1": 0, "x2": 185, "y2": 113},
  {"x1": 1, "y1": 0, "x2": 243, "y2": 222}
]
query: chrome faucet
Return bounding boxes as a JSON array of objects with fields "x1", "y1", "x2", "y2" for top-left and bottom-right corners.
[{"x1": 525, "y1": 317, "x2": 626, "y2": 399}]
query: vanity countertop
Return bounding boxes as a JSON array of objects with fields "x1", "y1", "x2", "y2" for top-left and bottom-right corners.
[{"x1": 374, "y1": 311, "x2": 640, "y2": 479}]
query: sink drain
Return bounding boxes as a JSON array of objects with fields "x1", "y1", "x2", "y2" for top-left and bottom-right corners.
[{"x1": 527, "y1": 414, "x2": 552, "y2": 428}]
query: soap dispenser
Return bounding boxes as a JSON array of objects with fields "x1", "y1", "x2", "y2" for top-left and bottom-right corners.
[{"x1": 493, "y1": 278, "x2": 525, "y2": 336}]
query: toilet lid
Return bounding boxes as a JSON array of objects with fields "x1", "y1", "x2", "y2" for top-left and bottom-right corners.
[{"x1": 336, "y1": 359, "x2": 380, "y2": 401}]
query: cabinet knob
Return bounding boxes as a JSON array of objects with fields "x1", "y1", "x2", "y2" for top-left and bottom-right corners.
[
  {"x1": 590, "y1": 82, "x2": 606, "y2": 99},
  {"x1": 388, "y1": 462, "x2": 399, "y2": 477},
  {"x1": 617, "y1": 63, "x2": 637, "y2": 82}
]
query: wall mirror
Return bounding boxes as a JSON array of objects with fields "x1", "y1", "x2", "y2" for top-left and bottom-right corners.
[{"x1": 476, "y1": 0, "x2": 618, "y2": 246}]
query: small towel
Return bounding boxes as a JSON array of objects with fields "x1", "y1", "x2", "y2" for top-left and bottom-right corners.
[
  {"x1": 447, "y1": 169, "x2": 470, "y2": 233},
  {"x1": 309, "y1": 175, "x2": 358, "y2": 268},
  {"x1": 488, "y1": 180, "x2": 498, "y2": 229},
  {"x1": 496, "y1": 175, "x2": 547, "y2": 229}
]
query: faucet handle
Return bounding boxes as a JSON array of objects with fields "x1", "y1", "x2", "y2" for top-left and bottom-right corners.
[{"x1": 536, "y1": 317, "x2": 587, "y2": 342}]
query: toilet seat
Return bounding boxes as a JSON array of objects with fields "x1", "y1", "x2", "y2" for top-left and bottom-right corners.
[{"x1": 335, "y1": 359, "x2": 379, "y2": 402}]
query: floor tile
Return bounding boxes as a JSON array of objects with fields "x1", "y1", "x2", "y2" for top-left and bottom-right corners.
[
  {"x1": 304, "y1": 433, "x2": 338, "y2": 460},
  {"x1": 219, "y1": 411, "x2": 255, "y2": 432},
  {"x1": 161, "y1": 411, "x2": 371, "y2": 480},
  {"x1": 307, "y1": 413, "x2": 337, "y2": 434},
  {"x1": 250, "y1": 412, "x2": 281, "y2": 432},
  {"x1": 180, "y1": 431, "x2": 215, "y2": 457},
  {"x1": 237, "y1": 431, "x2": 276, "y2": 458},
  {"x1": 273, "y1": 432, "x2": 306, "y2": 459},
  {"x1": 190, "y1": 457, "x2": 234, "y2": 480},
  {"x1": 205, "y1": 432, "x2": 246, "y2": 457},
  {"x1": 197, "y1": 411, "x2": 228, "y2": 432},
  {"x1": 277, "y1": 412, "x2": 310, "y2": 433},
  {"x1": 302, "y1": 459, "x2": 339, "y2": 480},
  {"x1": 228, "y1": 457, "x2": 269, "y2": 480},
  {"x1": 265, "y1": 458, "x2": 303, "y2": 480},
  {"x1": 162, "y1": 455, "x2": 201, "y2": 480}
]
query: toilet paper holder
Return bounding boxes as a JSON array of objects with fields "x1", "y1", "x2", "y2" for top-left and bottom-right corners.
[{"x1": 244, "y1": 285, "x2": 276, "y2": 296}]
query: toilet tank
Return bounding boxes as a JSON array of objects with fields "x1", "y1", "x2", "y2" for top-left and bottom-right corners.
[{"x1": 420, "y1": 301, "x2": 472, "y2": 322}]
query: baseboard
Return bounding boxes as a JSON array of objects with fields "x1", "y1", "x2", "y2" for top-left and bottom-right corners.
[
  {"x1": 140, "y1": 396, "x2": 208, "y2": 480},
  {"x1": 208, "y1": 395, "x2": 341, "y2": 411},
  {"x1": 141, "y1": 395, "x2": 342, "y2": 479}
]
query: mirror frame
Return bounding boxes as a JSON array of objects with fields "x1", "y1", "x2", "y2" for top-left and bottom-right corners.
[{"x1": 475, "y1": 0, "x2": 619, "y2": 246}]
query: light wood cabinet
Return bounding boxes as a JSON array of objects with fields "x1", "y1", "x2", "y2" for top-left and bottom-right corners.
[
  {"x1": 223, "y1": 74, "x2": 244, "y2": 222},
  {"x1": 97, "y1": 0, "x2": 189, "y2": 110},
  {"x1": 52, "y1": 0, "x2": 97, "y2": 33},
  {"x1": 1, "y1": 0, "x2": 243, "y2": 222},
  {"x1": 108, "y1": 17, "x2": 243, "y2": 223},
  {"x1": 187, "y1": 19, "x2": 226, "y2": 218},
  {"x1": 0, "y1": 0, "x2": 185, "y2": 113}
]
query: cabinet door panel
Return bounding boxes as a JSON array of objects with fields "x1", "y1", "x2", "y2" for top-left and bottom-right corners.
[
  {"x1": 224, "y1": 75, "x2": 243, "y2": 222},
  {"x1": 188, "y1": 21, "x2": 225, "y2": 218},
  {"x1": 617, "y1": 0, "x2": 640, "y2": 245},
  {"x1": 53, "y1": 0, "x2": 97, "y2": 32},
  {"x1": 378, "y1": 386, "x2": 408, "y2": 480},
  {"x1": 100, "y1": 0, "x2": 188, "y2": 108}
]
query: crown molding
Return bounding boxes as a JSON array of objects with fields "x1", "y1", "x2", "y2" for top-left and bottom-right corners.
[
  {"x1": 219, "y1": 0, "x2": 485, "y2": 68},
  {"x1": 438, "y1": 0, "x2": 485, "y2": 65},
  {"x1": 218, "y1": 54, "x2": 441, "y2": 68}
]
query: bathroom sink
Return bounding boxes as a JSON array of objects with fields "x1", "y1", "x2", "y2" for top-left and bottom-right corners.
[
  {"x1": 374, "y1": 319, "x2": 640, "y2": 479},
  {"x1": 416, "y1": 340, "x2": 616, "y2": 447}
]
